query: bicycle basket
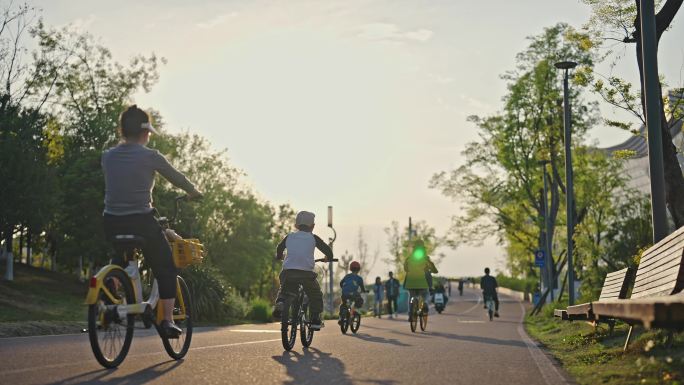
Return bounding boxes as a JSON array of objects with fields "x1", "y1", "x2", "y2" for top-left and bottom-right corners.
[{"x1": 170, "y1": 238, "x2": 204, "y2": 268}]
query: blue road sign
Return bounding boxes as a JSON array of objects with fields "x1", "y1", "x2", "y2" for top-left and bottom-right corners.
[{"x1": 534, "y1": 250, "x2": 545, "y2": 267}]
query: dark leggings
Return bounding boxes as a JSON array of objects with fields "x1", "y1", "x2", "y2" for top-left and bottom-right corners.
[
  {"x1": 103, "y1": 212, "x2": 177, "y2": 299},
  {"x1": 387, "y1": 296, "x2": 398, "y2": 314}
]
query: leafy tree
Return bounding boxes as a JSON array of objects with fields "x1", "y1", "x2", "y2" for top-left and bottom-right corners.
[
  {"x1": 0, "y1": 2, "x2": 63, "y2": 277},
  {"x1": 0, "y1": 99, "x2": 54, "y2": 269},
  {"x1": 431, "y1": 24, "x2": 598, "y2": 279},
  {"x1": 581, "y1": 0, "x2": 684, "y2": 228},
  {"x1": 31, "y1": 27, "x2": 163, "y2": 270}
]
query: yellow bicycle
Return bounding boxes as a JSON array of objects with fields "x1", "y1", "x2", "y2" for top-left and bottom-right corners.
[{"x1": 85, "y1": 196, "x2": 203, "y2": 368}]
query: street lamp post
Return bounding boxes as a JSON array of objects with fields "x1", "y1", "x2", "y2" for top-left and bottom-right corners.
[
  {"x1": 327, "y1": 206, "x2": 336, "y2": 314},
  {"x1": 639, "y1": 0, "x2": 669, "y2": 243},
  {"x1": 555, "y1": 60, "x2": 577, "y2": 306}
]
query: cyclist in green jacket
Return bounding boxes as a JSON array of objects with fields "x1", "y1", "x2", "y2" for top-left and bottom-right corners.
[{"x1": 403, "y1": 240, "x2": 438, "y2": 315}]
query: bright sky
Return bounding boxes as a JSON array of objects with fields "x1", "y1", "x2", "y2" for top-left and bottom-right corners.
[{"x1": 31, "y1": 0, "x2": 684, "y2": 279}]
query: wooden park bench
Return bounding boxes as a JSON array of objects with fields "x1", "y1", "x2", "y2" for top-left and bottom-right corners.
[
  {"x1": 591, "y1": 225, "x2": 684, "y2": 349},
  {"x1": 554, "y1": 267, "x2": 634, "y2": 332}
]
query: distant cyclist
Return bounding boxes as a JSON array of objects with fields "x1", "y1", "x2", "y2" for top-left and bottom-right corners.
[
  {"x1": 272, "y1": 211, "x2": 333, "y2": 330},
  {"x1": 339, "y1": 261, "x2": 367, "y2": 324},
  {"x1": 480, "y1": 267, "x2": 499, "y2": 317},
  {"x1": 102, "y1": 105, "x2": 202, "y2": 338},
  {"x1": 403, "y1": 240, "x2": 438, "y2": 317}
]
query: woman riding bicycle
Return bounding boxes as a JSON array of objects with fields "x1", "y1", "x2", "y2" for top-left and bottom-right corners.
[
  {"x1": 403, "y1": 240, "x2": 438, "y2": 318},
  {"x1": 101, "y1": 105, "x2": 201, "y2": 338}
]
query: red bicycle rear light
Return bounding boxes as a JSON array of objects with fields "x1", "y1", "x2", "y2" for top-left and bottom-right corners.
[{"x1": 89, "y1": 277, "x2": 98, "y2": 288}]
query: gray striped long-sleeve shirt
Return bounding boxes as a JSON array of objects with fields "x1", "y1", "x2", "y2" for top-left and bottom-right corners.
[{"x1": 102, "y1": 143, "x2": 198, "y2": 215}]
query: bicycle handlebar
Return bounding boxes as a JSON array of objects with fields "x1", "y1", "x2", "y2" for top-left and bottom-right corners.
[
  {"x1": 315, "y1": 258, "x2": 338, "y2": 263},
  {"x1": 170, "y1": 194, "x2": 201, "y2": 225}
]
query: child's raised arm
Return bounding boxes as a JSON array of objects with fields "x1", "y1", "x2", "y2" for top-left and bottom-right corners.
[
  {"x1": 275, "y1": 235, "x2": 288, "y2": 260},
  {"x1": 313, "y1": 234, "x2": 333, "y2": 260}
]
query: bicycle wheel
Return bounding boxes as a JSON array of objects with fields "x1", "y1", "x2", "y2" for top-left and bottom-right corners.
[
  {"x1": 300, "y1": 302, "x2": 314, "y2": 347},
  {"x1": 420, "y1": 309, "x2": 428, "y2": 331},
  {"x1": 339, "y1": 305, "x2": 350, "y2": 334},
  {"x1": 281, "y1": 297, "x2": 298, "y2": 351},
  {"x1": 350, "y1": 312, "x2": 361, "y2": 334},
  {"x1": 409, "y1": 298, "x2": 418, "y2": 333},
  {"x1": 160, "y1": 276, "x2": 193, "y2": 359},
  {"x1": 88, "y1": 268, "x2": 135, "y2": 368}
]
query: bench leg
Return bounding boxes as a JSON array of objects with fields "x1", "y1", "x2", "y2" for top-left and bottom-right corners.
[
  {"x1": 623, "y1": 326, "x2": 634, "y2": 352},
  {"x1": 608, "y1": 320, "x2": 615, "y2": 336}
]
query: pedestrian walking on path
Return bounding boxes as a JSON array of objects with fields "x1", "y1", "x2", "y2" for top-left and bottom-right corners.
[
  {"x1": 373, "y1": 277, "x2": 384, "y2": 318},
  {"x1": 385, "y1": 271, "x2": 400, "y2": 318}
]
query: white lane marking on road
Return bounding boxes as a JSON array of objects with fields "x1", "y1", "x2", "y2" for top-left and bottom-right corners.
[
  {"x1": 190, "y1": 338, "x2": 282, "y2": 352},
  {"x1": 459, "y1": 291, "x2": 482, "y2": 314},
  {"x1": 229, "y1": 330, "x2": 280, "y2": 333},
  {"x1": 516, "y1": 302, "x2": 574, "y2": 385},
  {"x1": 0, "y1": 338, "x2": 283, "y2": 375}
]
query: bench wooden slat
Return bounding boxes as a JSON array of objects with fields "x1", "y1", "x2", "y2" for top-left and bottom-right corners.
[
  {"x1": 633, "y1": 277, "x2": 678, "y2": 295},
  {"x1": 605, "y1": 270, "x2": 629, "y2": 280},
  {"x1": 634, "y1": 263, "x2": 683, "y2": 289},
  {"x1": 640, "y1": 229, "x2": 684, "y2": 260},
  {"x1": 635, "y1": 247, "x2": 683, "y2": 278},
  {"x1": 599, "y1": 288, "x2": 625, "y2": 298},
  {"x1": 600, "y1": 284, "x2": 627, "y2": 294},
  {"x1": 602, "y1": 277, "x2": 625, "y2": 286},
  {"x1": 603, "y1": 279, "x2": 628, "y2": 288},
  {"x1": 634, "y1": 257, "x2": 682, "y2": 289},
  {"x1": 601, "y1": 286, "x2": 623, "y2": 293},
  {"x1": 556, "y1": 267, "x2": 632, "y2": 321},
  {"x1": 635, "y1": 231, "x2": 684, "y2": 271},
  {"x1": 566, "y1": 302, "x2": 592, "y2": 316},
  {"x1": 632, "y1": 282, "x2": 678, "y2": 299},
  {"x1": 590, "y1": 294, "x2": 684, "y2": 329},
  {"x1": 632, "y1": 267, "x2": 684, "y2": 297}
]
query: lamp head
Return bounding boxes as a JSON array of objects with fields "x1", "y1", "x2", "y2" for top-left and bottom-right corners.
[{"x1": 554, "y1": 61, "x2": 578, "y2": 70}]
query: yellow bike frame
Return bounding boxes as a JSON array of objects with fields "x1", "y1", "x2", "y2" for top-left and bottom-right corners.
[
  {"x1": 85, "y1": 264, "x2": 186, "y2": 322},
  {"x1": 84, "y1": 265, "x2": 129, "y2": 305}
]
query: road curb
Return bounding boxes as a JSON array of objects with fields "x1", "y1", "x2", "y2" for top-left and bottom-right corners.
[{"x1": 517, "y1": 302, "x2": 577, "y2": 385}]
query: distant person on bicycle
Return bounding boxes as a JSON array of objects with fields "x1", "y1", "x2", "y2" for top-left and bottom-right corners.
[
  {"x1": 273, "y1": 211, "x2": 333, "y2": 330},
  {"x1": 102, "y1": 105, "x2": 202, "y2": 338},
  {"x1": 385, "y1": 271, "x2": 400, "y2": 318},
  {"x1": 338, "y1": 261, "x2": 367, "y2": 324},
  {"x1": 480, "y1": 267, "x2": 499, "y2": 317},
  {"x1": 403, "y1": 240, "x2": 438, "y2": 317}
]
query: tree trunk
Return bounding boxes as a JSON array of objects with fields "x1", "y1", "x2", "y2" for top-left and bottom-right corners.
[
  {"x1": 18, "y1": 226, "x2": 24, "y2": 263},
  {"x1": 4, "y1": 226, "x2": 13, "y2": 280},
  {"x1": 634, "y1": 0, "x2": 684, "y2": 229},
  {"x1": 26, "y1": 228, "x2": 31, "y2": 266}
]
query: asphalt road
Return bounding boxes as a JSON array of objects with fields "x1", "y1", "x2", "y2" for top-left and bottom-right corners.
[{"x1": 0, "y1": 288, "x2": 574, "y2": 385}]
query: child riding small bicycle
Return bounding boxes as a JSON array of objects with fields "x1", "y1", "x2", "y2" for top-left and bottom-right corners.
[
  {"x1": 272, "y1": 211, "x2": 333, "y2": 330},
  {"x1": 339, "y1": 261, "x2": 367, "y2": 324}
]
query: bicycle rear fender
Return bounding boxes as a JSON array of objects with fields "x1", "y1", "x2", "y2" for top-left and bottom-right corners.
[{"x1": 84, "y1": 265, "x2": 128, "y2": 305}]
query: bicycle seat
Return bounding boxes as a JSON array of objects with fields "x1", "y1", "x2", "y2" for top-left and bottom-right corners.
[{"x1": 111, "y1": 234, "x2": 147, "y2": 250}]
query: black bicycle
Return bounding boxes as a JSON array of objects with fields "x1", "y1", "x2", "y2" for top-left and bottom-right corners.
[
  {"x1": 280, "y1": 258, "x2": 337, "y2": 351},
  {"x1": 338, "y1": 296, "x2": 361, "y2": 334}
]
